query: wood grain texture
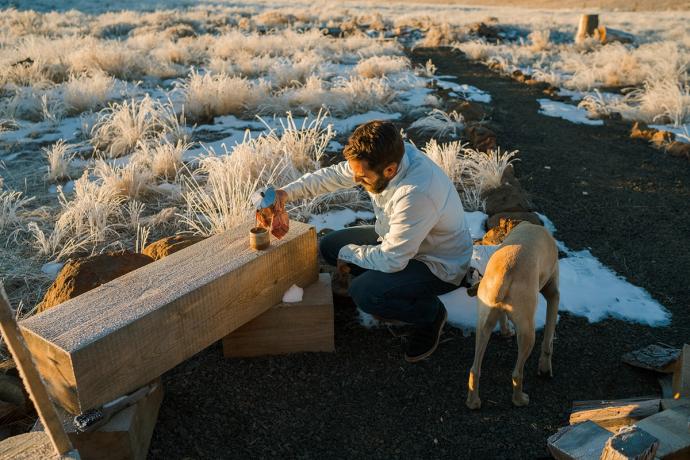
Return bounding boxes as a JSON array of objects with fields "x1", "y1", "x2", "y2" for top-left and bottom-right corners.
[
  {"x1": 546, "y1": 420, "x2": 611, "y2": 460},
  {"x1": 34, "y1": 380, "x2": 164, "y2": 460},
  {"x1": 20, "y1": 220, "x2": 318, "y2": 414},
  {"x1": 569, "y1": 397, "x2": 660, "y2": 432},
  {"x1": 636, "y1": 407, "x2": 690, "y2": 459},
  {"x1": 223, "y1": 273, "x2": 334, "y2": 358},
  {"x1": 672, "y1": 344, "x2": 690, "y2": 399}
]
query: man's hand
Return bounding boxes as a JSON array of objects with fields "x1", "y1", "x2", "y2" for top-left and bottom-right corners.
[
  {"x1": 274, "y1": 189, "x2": 288, "y2": 213},
  {"x1": 332, "y1": 259, "x2": 352, "y2": 297}
]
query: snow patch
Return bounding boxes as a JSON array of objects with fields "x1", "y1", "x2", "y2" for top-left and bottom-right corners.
[
  {"x1": 538, "y1": 99, "x2": 604, "y2": 126},
  {"x1": 308, "y1": 209, "x2": 375, "y2": 232},
  {"x1": 282, "y1": 284, "x2": 304, "y2": 303}
]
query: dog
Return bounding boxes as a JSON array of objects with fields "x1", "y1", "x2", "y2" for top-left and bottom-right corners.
[{"x1": 466, "y1": 222, "x2": 559, "y2": 409}]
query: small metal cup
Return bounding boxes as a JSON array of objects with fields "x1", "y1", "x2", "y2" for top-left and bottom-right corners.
[{"x1": 249, "y1": 227, "x2": 270, "y2": 250}]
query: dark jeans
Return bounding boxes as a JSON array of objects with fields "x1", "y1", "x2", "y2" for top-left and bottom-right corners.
[{"x1": 320, "y1": 226, "x2": 457, "y2": 326}]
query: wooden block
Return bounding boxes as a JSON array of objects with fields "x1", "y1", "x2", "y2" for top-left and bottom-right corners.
[
  {"x1": 600, "y1": 426, "x2": 658, "y2": 460},
  {"x1": 0, "y1": 432, "x2": 58, "y2": 460},
  {"x1": 20, "y1": 220, "x2": 318, "y2": 414},
  {"x1": 672, "y1": 344, "x2": 690, "y2": 399},
  {"x1": 622, "y1": 343, "x2": 680, "y2": 374},
  {"x1": 33, "y1": 380, "x2": 164, "y2": 460},
  {"x1": 636, "y1": 407, "x2": 690, "y2": 459},
  {"x1": 661, "y1": 398, "x2": 690, "y2": 411},
  {"x1": 547, "y1": 420, "x2": 611, "y2": 460},
  {"x1": 570, "y1": 397, "x2": 660, "y2": 433},
  {"x1": 223, "y1": 273, "x2": 334, "y2": 358},
  {"x1": 659, "y1": 375, "x2": 674, "y2": 399}
]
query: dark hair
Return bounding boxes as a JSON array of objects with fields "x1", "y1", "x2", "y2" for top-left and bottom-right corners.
[{"x1": 343, "y1": 120, "x2": 404, "y2": 172}]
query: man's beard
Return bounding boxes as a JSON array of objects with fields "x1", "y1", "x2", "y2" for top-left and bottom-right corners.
[{"x1": 364, "y1": 174, "x2": 391, "y2": 194}]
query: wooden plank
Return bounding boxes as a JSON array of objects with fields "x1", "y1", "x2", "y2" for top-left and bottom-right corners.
[
  {"x1": 672, "y1": 344, "x2": 690, "y2": 399},
  {"x1": 0, "y1": 432, "x2": 58, "y2": 460},
  {"x1": 661, "y1": 398, "x2": 690, "y2": 411},
  {"x1": 600, "y1": 426, "x2": 658, "y2": 460},
  {"x1": 33, "y1": 380, "x2": 164, "y2": 460},
  {"x1": 570, "y1": 397, "x2": 660, "y2": 432},
  {"x1": 622, "y1": 343, "x2": 681, "y2": 374},
  {"x1": 659, "y1": 375, "x2": 674, "y2": 399},
  {"x1": 20, "y1": 220, "x2": 318, "y2": 414},
  {"x1": 547, "y1": 420, "x2": 611, "y2": 460},
  {"x1": 636, "y1": 407, "x2": 690, "y2": 459},
  {"x1": 223, "y1": 273, "x2": 334, "y2": 358}
]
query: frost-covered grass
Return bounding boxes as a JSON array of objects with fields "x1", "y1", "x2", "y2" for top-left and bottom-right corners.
[{"x1": 0, "y1": 0, "x2": 687, "y2": 319}]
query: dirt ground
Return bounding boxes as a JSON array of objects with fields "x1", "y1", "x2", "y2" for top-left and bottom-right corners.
[{"x1": 148, "y1": 49, "x2": 689, "y2": 459}]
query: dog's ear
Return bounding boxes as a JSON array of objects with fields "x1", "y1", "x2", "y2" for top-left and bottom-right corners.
[{"x1": 467, "y1": 282, "x2": 479, "y2": 297}]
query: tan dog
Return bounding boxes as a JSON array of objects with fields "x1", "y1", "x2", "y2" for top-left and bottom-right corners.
[{"x1": 466, "y1": 222, "x2": 559, "y2": 409}]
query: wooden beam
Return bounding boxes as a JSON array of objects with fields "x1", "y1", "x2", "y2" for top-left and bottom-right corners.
[
  {"x1": 223, "y1": 273, "x2": 334, "y2": 358},
  {"x1": 20, "y1": 220, "x2": 318, "y2": 414},
  {"x1": 569, "y1": 397, "x2": 660, "y2": 432},
  {"x1": 0, "y1": 432, "x2": 57, "y2": 459},
  {"x1": 636, "y1": 407, "x2": 690, "y2": 459},
  {"x1": 600, "y1": 426, "x2": 658, "y2": 460},
  {"x1": 34, "y1": 380, "x2": 163, "y2": 460},
  {"x1": 547, "y1": 420, "x2": 611, "y2": 460}
]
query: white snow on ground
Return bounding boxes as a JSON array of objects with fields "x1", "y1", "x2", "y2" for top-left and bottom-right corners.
[
  {"x1": 282, "y1": 284, "x2": 304, "y2": 303},
  {"x1": 650, "y1": 123, "x2": 690, "y2": 143},
  {"x1": 308, "y1": 209, "x2": 375, "y2": 232},
  {"x1": 317, "y1": 208, "x2": 669, "y2": 330},
  {"x1": 329, "y1": 111, "x2": 402, "y2": 134},
  {"x1": 435, "y1": 79, "x2": 491, "y2": 103},
  {"x1": 537, "y1": 99, "x2": 604, "y2": 126}
]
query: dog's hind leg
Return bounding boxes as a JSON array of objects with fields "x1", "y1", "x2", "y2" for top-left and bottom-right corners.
[
  {"x1": 511, "y1": 311, "x2": 536, "y2": 407},
  {"x1": 499, "y1": 312, "x2": 515, "y2": 337},
  {"x1": 538, "y1": 270, "x2": 560, "y2": 377},
  {"x1": 466, "y1": 303, "x2": 501, "y2": 410}
]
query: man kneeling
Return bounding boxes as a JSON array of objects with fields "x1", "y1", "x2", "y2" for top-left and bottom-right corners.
[{"x1": 274, "y1": 121, "x2": 473, "y2": 362}]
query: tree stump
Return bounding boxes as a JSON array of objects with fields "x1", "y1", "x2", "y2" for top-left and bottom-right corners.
[{"x1": 575, "y1": 14, "x2": 599, "y2": 44}]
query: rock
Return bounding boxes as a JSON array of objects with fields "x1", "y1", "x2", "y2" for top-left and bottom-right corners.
[
  {"x1": 468, "y1": 22, "x2": 499, "y2": 40},
  {"x1": 466, "y1": 124, "x2": 497, "y2": 152},
  {"x1": 482, "y1": 183, "x2": 531, "y2": 216},
  {"x1": 481, "y1": 218, "x2": 521, "y2": 245},
  {"x1": 666, "y1": 141, "x2": 690, "y2": 159},
  {"x1": 37, "y1": 252, "x2": 154, "y2": 313},
  {"x1": 630, "y1": 121, "x2": 658, "y2": 141},
  {"x1": 500, "y1": 164, "x2": 520, "y2": 187},
  {"x1": 486, "y1": 212, "x2": 543, "y2": 230},
  {"x1": 450, "y1": 101, "x2": 487, "y2": 122},
  {"x1": 651, "y1": 130, "x2": 674, "y2": 147},
  {"x1": 142, "y1": 235, "x2": 206, "y2": 261}
]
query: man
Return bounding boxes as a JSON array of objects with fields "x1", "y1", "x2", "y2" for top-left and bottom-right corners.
[{"x1": 273, "y1": 120, "x2": 473, "y2": 362}]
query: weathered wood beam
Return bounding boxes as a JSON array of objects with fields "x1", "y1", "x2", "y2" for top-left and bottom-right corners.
[
  {"x1": 20, "y1": 221, "x2": 318, "y2": 414},
  {"x1": 223, "y1": 273, "x2": 334, "y2": 358},
  {"x1": 569, "y1": 397, "x2": 660, "y2": 432}
]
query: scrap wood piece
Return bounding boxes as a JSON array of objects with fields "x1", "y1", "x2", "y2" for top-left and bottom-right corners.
[
  {"x1": 570, "y1": 397, "x2": 660, "y2": 432},
  {"x1": 19, "y1": 220, "x2": 319, "y2": 414},
  {"x1": 0, "y1": 285, "x2": 78, "y2": 459},
  {"x1": 547, "y1": 420, "x2": 611, "y2": 460},
  {"x1": 672, "y1": 344, "x2": 690, "y2": 399},
  {"x1": 636, "y1": 407, "x2": 690, "y2": 459},
  {"x1": 600, "y1": 426, "x2": 658, "y2": 460},
  {"x1": 34, "y1": 379, "x2": 163, "y2": 460},
  {"x1": 223, "y1": 273, "x2": 334, "y2": 358},
  {"x1": 659, "y1": 375, "x2": 674, "y2": 399},
  {"x1": 622, "y1": 343, "x2": 680, "y2": 374}
]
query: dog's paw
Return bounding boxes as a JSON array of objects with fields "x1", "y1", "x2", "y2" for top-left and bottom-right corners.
[
  {"x1": 538, "y1": 356, "x2": 553, "y2": 378},
  {"x1": 512, "y1": 392, "x2": 530, "y2": 407},
  {"x1": 466, "y1": 395, "x2": 482, "y2": 410}
]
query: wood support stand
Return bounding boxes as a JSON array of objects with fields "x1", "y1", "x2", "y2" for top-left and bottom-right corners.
[
  {"x1": 19, "y1": 220, "x2": 318, "y2": 414},
  {"x1": 33, "y1": 380, "x2": 163, "y2": 460},
  {"x1": 223, "y1": 273, "x2": 334, "y2": 358}
]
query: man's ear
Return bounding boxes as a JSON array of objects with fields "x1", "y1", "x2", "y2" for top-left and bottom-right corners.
[{"x1": 382, "y1": 162, "x2": 398, "y2": 179}]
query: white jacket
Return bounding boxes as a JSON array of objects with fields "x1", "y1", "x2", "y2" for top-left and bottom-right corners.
[{"x1": 283, "y1": 143, "x2": 473, "y2": 285}]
